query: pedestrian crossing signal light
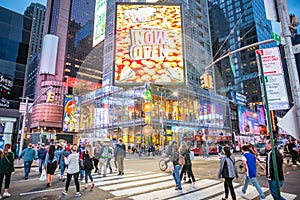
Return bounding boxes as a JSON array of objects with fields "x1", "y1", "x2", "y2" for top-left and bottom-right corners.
[
  {"x1": 46, "y1": 91, "x2": 55, "y2": 103},
  {"x1": 200, "y1": 73, "x2": 209, "y2": 89}
]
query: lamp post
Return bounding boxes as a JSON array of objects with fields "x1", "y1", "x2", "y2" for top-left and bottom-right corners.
[{"x1": 160, "y1": 91, "x2": 178, "y2": 154}]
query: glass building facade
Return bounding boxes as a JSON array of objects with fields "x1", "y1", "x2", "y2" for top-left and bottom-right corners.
[
  {"x1": 0, "y1": 6, "x2": 32, "y2": 148},
  {"x1": 209, "y1": 0, "x2": 276, "y2": 106}
]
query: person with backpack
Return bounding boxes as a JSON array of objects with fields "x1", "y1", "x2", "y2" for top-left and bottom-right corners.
[
  {"x1": 83, "y1": 144, "x2": 94, "y2": 190},
  {"x1": 37, "y1": 144, "x2": 47, "y2": 174},
  {"x1": 99, "y1": 143, "x2": 109, "y2": 177},
  {"x1": 0, "y1": 144, "x2": 14, "y2": 199},
  {"x1": 19, "y1": 143, "x2": 38, "y2": 180},
  {"x1": 170, "y1": 143, "x2": 182, "y2": 190},
  {"x1": 115, "y1": 139, "x2": 126, "y2": 175},
  {"x1": 44, "y1": 145, "x2": 58, "y2": 187},
  {"x1": 180, "y1": 142, "x2": 196, "y2": 186},
  {"x1": 218, "y1": 146, "x2": 238, "y2": 200}
]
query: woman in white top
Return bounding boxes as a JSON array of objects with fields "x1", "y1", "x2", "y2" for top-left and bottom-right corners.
[{"x1": 62, "y1": 145, "x2": 81, "y2": 197}]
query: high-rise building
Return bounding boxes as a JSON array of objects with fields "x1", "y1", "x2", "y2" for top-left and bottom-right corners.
[
  {"x1": 30, "y1": 0, "x2": 103, "y2": 133},
  {"x1": 24, "y1": 3, "x2": 46, "y2": 100},
  {"x1": 24, "y1": 3, "x2": 46, "y2": 61},
  {"x1": 209, "y1": 0, "x2": 276, "y2": 107},
  {"x1": 0, "y1": 7, "x2": 32, "y2": 148}
]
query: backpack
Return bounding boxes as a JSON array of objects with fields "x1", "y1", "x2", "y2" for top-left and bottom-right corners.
[
  {"x1": 102, "y1": 147, "x2": 108, "y2": 158},
  {"x1": 178, "y1": 155, "x2": 185, "y2": 166}
]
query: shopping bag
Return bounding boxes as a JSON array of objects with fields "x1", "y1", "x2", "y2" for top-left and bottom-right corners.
[
  {"x1": 167, "y1": 161, "x2": 174, "y2": 171},
  {"x1": 40, "y1": 169, "x2": 46, "y2": 181}
]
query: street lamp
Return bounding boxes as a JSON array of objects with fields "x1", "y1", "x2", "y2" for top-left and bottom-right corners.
[{"x1": 160, "y1": 91, "x2": 178, "y2": 154}]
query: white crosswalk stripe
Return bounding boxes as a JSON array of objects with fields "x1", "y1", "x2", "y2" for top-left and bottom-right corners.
[{"x1": 81, "y1": 170, "x2": 297, "y2": 200}]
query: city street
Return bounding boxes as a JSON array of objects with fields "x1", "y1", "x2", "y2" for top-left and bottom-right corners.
[{"x1": 8, "y1": 154, "x2": 299, "y2": 200}]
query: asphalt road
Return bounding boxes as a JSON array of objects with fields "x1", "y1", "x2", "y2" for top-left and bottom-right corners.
[{"x1": 6, "y1": 154, "x2": 300, "y2": 200}]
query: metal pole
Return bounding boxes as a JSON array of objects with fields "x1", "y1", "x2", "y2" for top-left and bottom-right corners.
[
  {"x1": 18, "y1": 97, "x2": 28, "y2": 158},
  {"x1": 258, "y1": 54, "x2": 281, "y2": 198},
  {"x1": 276, "y1": 0, "x2": 300, "y2": 132}
]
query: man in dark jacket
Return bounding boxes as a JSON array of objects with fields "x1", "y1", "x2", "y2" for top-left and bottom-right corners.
[
  {"x1": 37, "y1": 144, "x2": 46, "y2": 174},
  {"x1": 115, "y1": 139, "x2": 126, "y2": 175},
  {"x1": 266, "y1": 139, "x2": 285, "y2": 200}
]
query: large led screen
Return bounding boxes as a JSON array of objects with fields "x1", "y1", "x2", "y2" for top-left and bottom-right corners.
[
  {"x1": 93, "y1": 0, "x2": 107, "y2": 47},
  {"x1": 63, "y1": 95, "x2": 81, "y2": 132},
  {"x1": 114, "y1": 3, "x2": 185, "y2": 86}
]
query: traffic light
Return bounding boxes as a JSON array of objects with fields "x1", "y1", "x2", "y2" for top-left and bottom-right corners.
[
  {"x1": 46, "y1": 91, "x2": 55, "y2": 103},
  {"x1": 207, "y1": 74, "x2": 213, "y2": 89},
  {"x1": 200, "y1": 73, "x2": 209, "y2": 89}
]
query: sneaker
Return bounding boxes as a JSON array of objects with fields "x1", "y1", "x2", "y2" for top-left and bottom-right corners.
[
  {"x1": 3, "y1": 192, "x2": 11, "y2": 197},
  {"x1": 74, "y1": 192, "x2": 81, "y2": 197},
  {"x1": 237, "y1": 188, "x2": 246, "y2": 198},
  {"x1": 186, "y1": 179, "x2": 192, "y2": 184},
  {"x1": 62, "y1": 190, "x2": 68, "y2": 195}
]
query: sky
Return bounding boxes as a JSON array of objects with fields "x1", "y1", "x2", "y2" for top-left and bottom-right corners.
[{"x1": 0, "y1": 0, "x2": 299, "y2": 33}]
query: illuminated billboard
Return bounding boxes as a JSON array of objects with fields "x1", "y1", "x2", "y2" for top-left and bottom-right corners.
[
  {"x1": 63, "y1": 95, "x2": 81, "y2": 132},
  {"x1": 238, "y1": 106, "x2": 260, "y2": 135},
  {"x1": 114, "y1": 3, "x2": 185, "y2": 86},
  {"x1": 93, "y1": 0, "x2": 107, "y2": 47}
]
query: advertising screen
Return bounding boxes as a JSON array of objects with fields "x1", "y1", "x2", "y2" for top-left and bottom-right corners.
[
  {"x1": 93, "y1": 0, "x2": 107, "y2": 47},
  {"x1": 63, "y1": 95, "x2": 81, "y2": 132},
  {"x1": 114, "y1": 3, "x2": 185, "y2": 86},
  {"x1": 238, "y1": 105, "x2": 260, "y2": 135}
]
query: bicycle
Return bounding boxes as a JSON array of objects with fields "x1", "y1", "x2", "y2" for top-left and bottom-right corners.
[
  {"x1": 236, "y1": 159, "x2": 266, "y2": 176},
  {"x1": 159, "y1": 157, "x2": 171, "y2": 171}
]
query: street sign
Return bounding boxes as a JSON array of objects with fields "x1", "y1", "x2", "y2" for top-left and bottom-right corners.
[
  {"x1": 256, "y1": 47, "x2": 283, "y2": 76},
  {"x1": 19, "y1": 102, "x2": 33, "y2": 113},
  {"x1": 264, "y1": 75, "x2": 290, "y2": 110},
  {"x1": 271, "y1": 32, "x2": 282, "y2": 43},
  {"x1": 293, "y1": 43, "x2": 300, "y2": 54}
]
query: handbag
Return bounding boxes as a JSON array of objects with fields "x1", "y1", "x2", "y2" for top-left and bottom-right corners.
[
  {"x1": 167, "y1": 161, "x2": 174, "y2": 171},
  {"x1": 189, "y1": 151, "x2": 195, "y2": 160},
  {"x1": 40, "y1": 169, "x2": 46, "y2": 181}
]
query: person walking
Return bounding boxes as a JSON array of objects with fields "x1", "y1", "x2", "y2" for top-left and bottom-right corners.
[
  {"x1": 115, "y1": 139, "x2": 126, "y2": 175},
  {"x1": 62, "y1": 145, "x2": 81, "y2": 197},
  {"x1": 37, "y1": 144, "x2": 46, "y2": 175},
  {"x1": 0, "y1": 144, "x2": 15, "y2": 199},
  {"x1": 106, "y1": 146, "x2": 113, "y2": 174},
  {"x1": 58, "y1": 144, "x2": 69, "y2": 182},
  {"x1": 78, "y1": 143, "x2": 85, "y2": 180},
  {"x1": 93, "y1": 144, "x2": 101, "y2": 173},
  {"x1": 265, "y1": 139, "x2": 286, "y2": 200},
  {"x1": 44, "y1": 145, "x2": 58, "y2": 187},
  {"x1": 218, "y1": 146, "x2": 238, "y2": 200},
  {"x1": 19, "y1": 143, "x2": 38, "y2": 180},
  {"x1": 180, "y1": 142, "x2": 196, "y2": 186},
  {"x1": 237, "y1": 145, "x2": 266, "y2": 200},
  {"x1": 287, "y1": 138, "x2": 298, "y2": 165},
  {"x1": 170, "y1": 143, "x2": 182, "y2": 190},
  {"x1": 98, "y1": 143, "x2": 109, "y2": 176},
  {"x1": 83, "y1": 144, "x2": 94, "y2": 190}
]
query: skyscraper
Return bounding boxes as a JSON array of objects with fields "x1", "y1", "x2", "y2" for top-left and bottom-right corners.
[
  {"x1": 209, "y1": 0, "x2": 276, "y2": 107},
  {"x1": 30, "y1": 0, "x2": 103, "y2": 133},
  {"x1": 0, "y1": 7, "x2": 32, "y2": 148}
]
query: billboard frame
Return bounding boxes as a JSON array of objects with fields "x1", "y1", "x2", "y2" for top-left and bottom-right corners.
[{"x1": 113, "y1": 2, "x2": 186, "y2": 87}]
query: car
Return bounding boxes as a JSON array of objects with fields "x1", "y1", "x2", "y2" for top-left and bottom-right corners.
[{"x1": 255, "y1": 142, "x2": 266, "y2": 155}]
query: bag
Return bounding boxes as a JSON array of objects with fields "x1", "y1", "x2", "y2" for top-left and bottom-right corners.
[
  {"x1": 189, "y1": 150, "x2": 195, "y2": 160},
  {"x1": 102, "y1": 147, "x2": 108, "y2": 158},
  {"x1": 64, "y1": 156, "x2": 68, "y2": 164},
  {"x1": 167, "y1": 162, "x2": 174, "y2": 171},
  {"x1": 40, "y1": 169, "x2": 46, "y2": 181},
  {"x1": 178, "y1": 155, "x2": 185, "y2": 166}
]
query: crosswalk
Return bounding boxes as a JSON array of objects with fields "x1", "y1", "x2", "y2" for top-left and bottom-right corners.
[{"x1": 82, "y1": 170, "x2": 297, "y2": 200}]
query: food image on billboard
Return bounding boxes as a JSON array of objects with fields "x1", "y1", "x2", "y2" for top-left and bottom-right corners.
[
  {"x1": 114, "y1": 3, "x2": 185, "y2": 86},
  {"x1": 93, "y1": 0, "x2": 107, "y2": 47}
]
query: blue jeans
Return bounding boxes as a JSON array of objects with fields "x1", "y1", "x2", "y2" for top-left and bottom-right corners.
[
  {"x1": 268, "y1": 180, "x2": 286, "y2": 200},
  {"x1": 106, "y1": 158, "x2": 112, "y2": 173},
  {"x1": 85, "y1": 170, "x2": 93, "y2": 183},
  {"x1": 24, "y1": 161, "x2": 33, "y2": 179},
  {"x1": 60, "y1": 163, "x2": 66, "y2": 177},
  {"x1": 242, "y1": 176, "x2": 265, "y2": 199},
  {"x1": 39, "y1": 159, "x2": 45, "y2": 174},
  {"x1": 172, "y1": 165, "x2": 182, "y2": 189}
]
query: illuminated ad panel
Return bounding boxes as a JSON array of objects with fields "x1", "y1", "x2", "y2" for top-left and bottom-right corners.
[
  {"x1": 114, "y1": 3, "x2": 185, "y2": 86},
  {"x1": 63, "y1": 95, "x2": 81, "y2": 132},
  {"x1": 93, "y1": 0, "x2": 107, "y2": 47}
]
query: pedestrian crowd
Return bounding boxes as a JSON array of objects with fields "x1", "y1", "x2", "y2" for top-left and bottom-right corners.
[{"x1": 0, "y1": 137, "x2": 297, "y2": 200}]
